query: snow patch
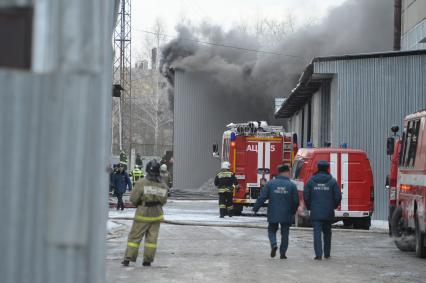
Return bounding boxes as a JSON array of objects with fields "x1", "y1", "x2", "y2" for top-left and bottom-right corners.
[
  {"x1": 370, "y1": 220, "x2": 388, "y2": 230},
  {"x1": 107, "y1": 221, "x2": 121, "y2": 234},
  {"x1": 109, "y1": 209, "x2": 136, "y2": 219}
]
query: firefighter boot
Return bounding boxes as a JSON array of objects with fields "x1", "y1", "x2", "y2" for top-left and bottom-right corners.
[
  {"x1": 121, "y1": 260, "x2": 130, "y2": 267},
  {"x1": 227, "y1": 209, "x2": 233, "y2": 218},
  {"x1": 219, "y1": 208, "x2": 226, "y2": 218},
  {"x1": 143, "y1": 262, "x2": 151, "y2": 267}
]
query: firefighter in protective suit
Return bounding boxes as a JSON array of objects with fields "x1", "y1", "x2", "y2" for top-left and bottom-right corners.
[
  {"x1": 130, "y1": 165, "x2": 144, "y2": 186},
  {"x1": 214, "y1": 161, "x2": 238, "y2": 218},
  {"x1": 121, "y1": 160, "x2": 168, "y2": 267}
]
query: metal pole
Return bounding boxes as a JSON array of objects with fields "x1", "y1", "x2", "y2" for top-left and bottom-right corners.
[{"x1": 118, "y1": 100, "x2": 123, "y2": 151}]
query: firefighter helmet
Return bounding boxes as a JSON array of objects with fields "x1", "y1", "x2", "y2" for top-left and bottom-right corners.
[
  {"x1": 146, "y1": 159, "x2": 161, "y2": 180},
  {"x1": 221, "y1": 161, "x2": 230, "y2": 170}
]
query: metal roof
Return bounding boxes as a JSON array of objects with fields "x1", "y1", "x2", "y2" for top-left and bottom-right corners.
[
  {"x1": 274, "y1": 63, "x2": 325, "y2": 118},
  {"x1": 313, "y1": 49, "x2": 426, "y2": 62},
  {"x1": 275, "y1": 49, "x2": 426, "y2": 119}
]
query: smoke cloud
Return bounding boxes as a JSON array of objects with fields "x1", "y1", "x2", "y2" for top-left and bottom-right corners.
[{"x1": 160, "y1": 0, "x2": 393, "y2": 121}]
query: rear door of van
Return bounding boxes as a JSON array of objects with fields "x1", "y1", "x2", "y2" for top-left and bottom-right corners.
[
  {"x1": 344, "y1": 152, "x2": 373, "y2": 212},
  {"x1": 338, "y1": 152, "x2": 373, "y2": 215}
]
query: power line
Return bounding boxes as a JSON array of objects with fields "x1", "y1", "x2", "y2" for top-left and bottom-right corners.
[
  {"x1": 182, "y1": 0, "x2": 210, "y2": 20},
  {"x1": 135, "y1": 29, "x2": 304, "y2": 59}
]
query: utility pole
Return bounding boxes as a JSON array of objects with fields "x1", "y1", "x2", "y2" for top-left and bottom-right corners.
[
  {"x1": 152, "y1": 21, "x2": 163, "y2": 156},
  {"x1": 113, "y1": 0, "x2": 132, "y2": 155}
]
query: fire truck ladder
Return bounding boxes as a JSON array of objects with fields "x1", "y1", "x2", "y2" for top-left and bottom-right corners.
[
  {"x1": 226, "y1": 122, "x2": 283, "y2": 137},
  {"x1": 282, "y1": 134, "x2": 293, "y2": 166}
]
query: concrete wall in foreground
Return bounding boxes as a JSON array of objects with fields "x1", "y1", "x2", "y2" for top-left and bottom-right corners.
[{"x1": 0, "y1": 0, "x2": 115, "y2": 282}]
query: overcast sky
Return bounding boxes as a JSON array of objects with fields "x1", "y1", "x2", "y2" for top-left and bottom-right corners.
[{"x1": 131, "y1": 0, "x2": 347, "y2": 62}]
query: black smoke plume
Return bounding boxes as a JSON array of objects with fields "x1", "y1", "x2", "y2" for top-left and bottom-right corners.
[{"x1": 160, "y1": 0, "x2": 393, "y2": 121}]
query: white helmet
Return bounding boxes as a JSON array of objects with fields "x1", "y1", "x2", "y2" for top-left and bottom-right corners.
[
  {"x1": 221, "y1": 161, "x2": 230, "y2": 170},
  {"x1": 259, "y1": 121, "x2": 268, "y2": 128},
  {"x1": 160, "y1": 164, "x2": 168, "y2": 172}
]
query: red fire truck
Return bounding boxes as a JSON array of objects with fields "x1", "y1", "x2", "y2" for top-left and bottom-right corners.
[
  {"x1": 386, "y1": 109, "x2": 426, "y2": 258},
  {"x1": 213, "y1": 122, "x2": 295, "y2": 215},
  {"x1": 292, "y1": 148, "x2": 374, "y2": 229}
]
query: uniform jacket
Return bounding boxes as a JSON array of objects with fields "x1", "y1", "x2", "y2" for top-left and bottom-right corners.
[
  {"x1": 253, "y1": 176, "x2": 299, "y2": 224},
  {"x1": 214, "y1": 169, "x2": 238, "y2": 193},
  {"x1": 161, "y1": 172, "x2": 172, "y2": 188},
  {"x1": 303, "y1": 172, "x2": 342, "y2": 221},
  {"x1": 113, "y1": 171, "x2": 132, "y2": 194},
  {"x1": 131, "y1": 168, "x2": 144, "y2": 182},
  {"x1": 130, "y1": 178, "x2": 168, "y2": 222}
]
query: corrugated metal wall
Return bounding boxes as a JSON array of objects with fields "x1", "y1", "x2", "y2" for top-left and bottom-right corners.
[
  {"x1": 319, "y1": 80, "x2": 331, "y2": 146},
  {"x1": 0, "y1": 0, "x2": 115, "y2": 282},
  {"x1": 401, "y1": 18, "x2": 426, "y2": 50},
  {"x1": 174, "y1": 70, "x2": 266, "y2": 191},
  {"x1": 314, "y1": 54, "x2": 426, "y2": 220}
]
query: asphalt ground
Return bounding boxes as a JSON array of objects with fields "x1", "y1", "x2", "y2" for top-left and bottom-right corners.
[{"x1": 106, "y1": 200, "x2": 426, "y2": 283}]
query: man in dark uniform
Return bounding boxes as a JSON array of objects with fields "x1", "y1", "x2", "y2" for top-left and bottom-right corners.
[
  {"x1": 304, "y1": 160, "x2": 342, "y2": 260},
  {"x1": 112, "y1": 163, "x2": 132, "y2": 210},
  {"x1": 253, "y1": 164, "x2": 299, "y2": 259},
  {"x1": 214, "y1": 161, "x2": 238, "y2": 218}
]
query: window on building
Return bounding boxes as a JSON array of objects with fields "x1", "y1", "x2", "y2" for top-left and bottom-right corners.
[
  {"x1": 0, "y1": 7, "x2": 33, "y2": 69},
  {"x1": 307, "y1": 100, "x2": 312, "y2": 144},
  {"x1": 400, "y1": 119, "x2": 420, "y2": 167},
  {"x1": 399, "y1": 131, "x2": 406, "y2": 166}
]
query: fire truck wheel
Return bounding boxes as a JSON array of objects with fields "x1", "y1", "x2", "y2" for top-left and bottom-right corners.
[
  {"x1": 391, "y1": 207, "x2": 415, "y2": 252},
  {"x1": 343, "y1": 220, "x2": 353, "y2": 228},
  {"x1": 233, "y1": 204, "x2": 243, "y2": 216},
  {"x1": 353, "y1": 218, "x2": 371, "y2": 230},
  {"x1": 415, "y1": 218, "x2": 426, "y2": 258}
]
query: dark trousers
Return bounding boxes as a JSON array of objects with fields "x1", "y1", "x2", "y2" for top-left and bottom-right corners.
[
  {"x1": 116, "y1": 192, "x2": 124, "y2": 210},
  {"x1": 218, "y1": 192, "x2": 233, "y2": 217},
  {"x1": 268, "y1": 223, "x2": 290, "y2": 256},
  {"x1": 312, "y1": 221, "x2": 332, "y2": 258}
]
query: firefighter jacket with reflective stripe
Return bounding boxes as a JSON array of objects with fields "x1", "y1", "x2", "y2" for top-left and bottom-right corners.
[
  {"x1": 304, "y1": 172, "x2": 342, "y2": 221},
  {"x1": 214, "y1": 169, "x2": 238, "y2": 193},
  {"x1": 131, "y1": 168, "x2": 143, "y2": 182},
  {"x1": 130, "y1": 178, "x2": 168, "y2": 222}
]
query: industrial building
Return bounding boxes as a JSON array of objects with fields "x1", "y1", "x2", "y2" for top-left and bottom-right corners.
[
  {"x1": 275, "y1": 49, "x2": 426, "y2": 220},
  {"x1": 173, "y1": 70, "x2": 266, "y2": 191},
  {"x1": 401, "y1": 0, "x2": 426, "y2": 50}
]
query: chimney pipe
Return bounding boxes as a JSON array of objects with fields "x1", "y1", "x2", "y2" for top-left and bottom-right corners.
[{"x1": 394, "y1": 0, "x2": 402, "y2": 51}]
